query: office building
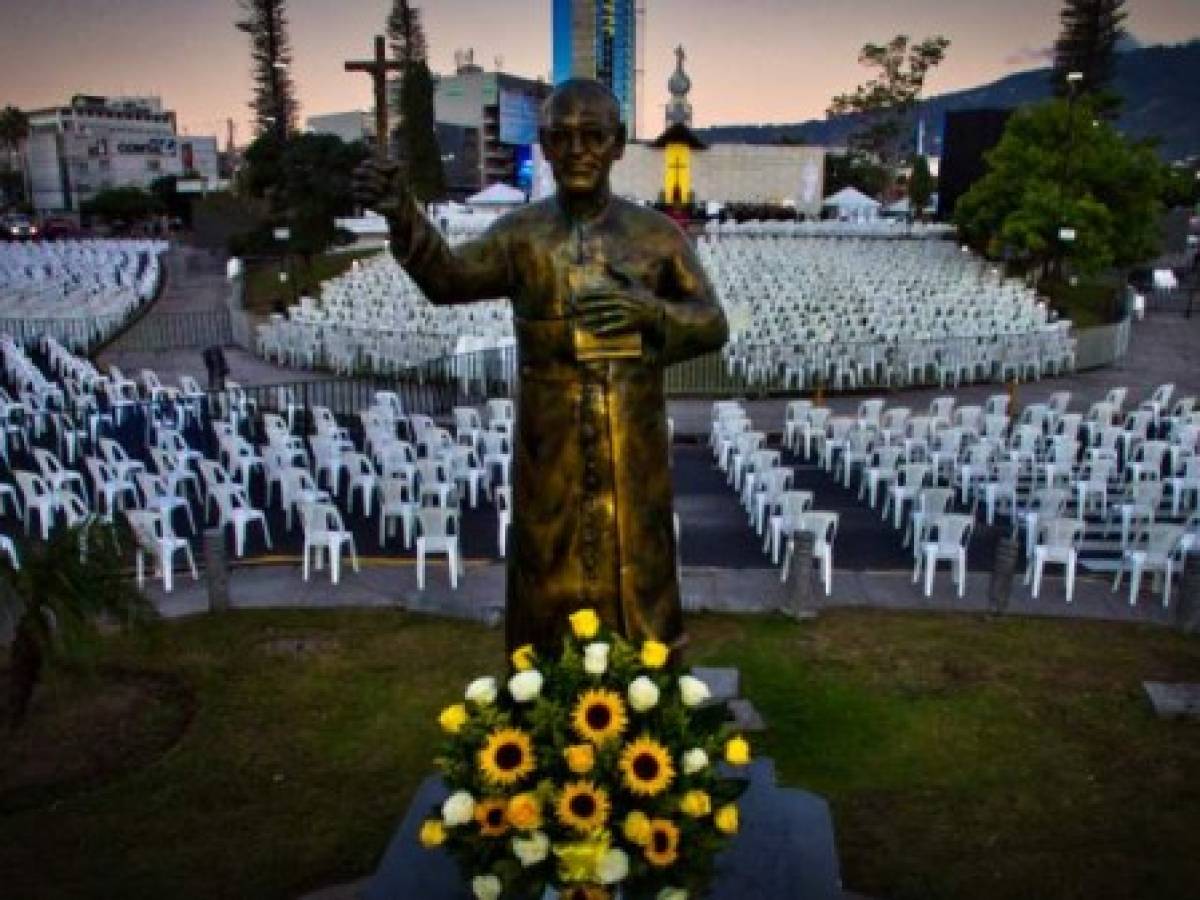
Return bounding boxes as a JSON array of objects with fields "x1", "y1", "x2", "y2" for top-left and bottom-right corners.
[
  {"x1": 24, "y1": 95, "x2": 182, "y2": 213},
  {"x1": 552, "y1": 0, "x2": 640, "y2": 138},
  {"x1": 433, "y1": 54, "x2": 552, "y2": 196},
  {"x1": 306, "y1": 111, "x2": 375, "y2": 146}
]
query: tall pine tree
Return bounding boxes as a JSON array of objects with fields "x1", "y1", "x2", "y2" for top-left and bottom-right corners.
[
  {"x1": 386, "y1": 1, "x2": 444, "y2": 201},
  {"x1": 1053, "y1": 0, "x2": 1127, "y2": 99},
  {"x1": 236, "y1": 0, "x2": 299, "y2": 140}
]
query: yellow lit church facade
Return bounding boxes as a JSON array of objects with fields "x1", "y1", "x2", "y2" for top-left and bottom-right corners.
[{"x1": 609, "y1": 46, "x2": 826, "y2": 214}]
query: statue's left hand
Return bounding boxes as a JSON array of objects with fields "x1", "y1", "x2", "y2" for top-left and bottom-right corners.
[{"x1": 575, "y1": 265, "x2": 664, "y2": 336}]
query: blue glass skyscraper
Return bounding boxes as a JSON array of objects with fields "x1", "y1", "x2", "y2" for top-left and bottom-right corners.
[{"x1": 551, "y1": 0, "x2": 639, "y2": 138}]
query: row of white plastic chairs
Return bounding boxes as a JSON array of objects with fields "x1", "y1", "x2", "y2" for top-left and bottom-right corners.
[
  {"x1": 767, "y1": 386, "x2": 1199, "y2": 605},
  {"x1": 0, "y1": 239, "x2": 167, "y2": 350}
]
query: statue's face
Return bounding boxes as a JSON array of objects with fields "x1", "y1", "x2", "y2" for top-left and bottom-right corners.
[{"x1": 539, "y1": 95, "x2": 625, "y2": 197}]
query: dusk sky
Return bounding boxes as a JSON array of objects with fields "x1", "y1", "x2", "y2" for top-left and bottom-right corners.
[{"x1": 2, "y1": 0, "x2": 1198, "y2": 143}]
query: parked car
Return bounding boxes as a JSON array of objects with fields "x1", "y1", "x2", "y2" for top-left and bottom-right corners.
[
  {"x1": 39, "y1": 216, "x2": 82, "y2": 239},
  {"x1": 1, "y1": 214, "x2": 38, "y2": 240}
]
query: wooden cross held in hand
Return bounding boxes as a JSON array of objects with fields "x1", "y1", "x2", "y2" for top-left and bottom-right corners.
[{"x1": 345, "y1": 35, "x2": 403, "y2": 160}]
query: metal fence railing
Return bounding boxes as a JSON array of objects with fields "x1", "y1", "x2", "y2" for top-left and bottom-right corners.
[
  {"x1": 1073, "y1": 317, "x2": 1132, "y2": 370},
  {"x1": 0, "y1": 314, "x2": 132, "y2": 355},
  {"x1": 108, "y1": 309, "x2": 234, "y2": 352}
]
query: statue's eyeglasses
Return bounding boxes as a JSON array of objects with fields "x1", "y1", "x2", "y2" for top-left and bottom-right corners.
[{"x1": 542, "y1": 126, "x2": 616, "y2": 154}]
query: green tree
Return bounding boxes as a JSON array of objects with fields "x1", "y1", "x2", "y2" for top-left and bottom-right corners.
[
  {"x1": 908, "y1": 155, "x2": 934, "y2": 220},
  {"x1": 0, "y1": 105, "x2": 30, "y2": 204},
  {"x1": 149, "y1": 175, "x2": 193, "y2": 227},
  {"x1": 2, "y1": 524, "x2": 153, "y2": 727},
  {"x1": 822, "y1": 150, "x2": 888, "y2": 199},
  {"x1": 827, "y1": 35, "x2": 950, "y2": 177},
  {"x1": 955, "y1": 96, "x2": 1163, "y2": 276},
  {"x1": 1053, "y1": 0, "x2": 1127, "y2": 106},
  {"x1": 386, "y1": 1, "x2": 444, "y2": 200},
  {"x1": 238, "y1": 132, "x2": 369, "y2": 265},
  {"x1": 236, "y1": 0, "x2": 299, "y2": 140},
  {"x1": 80, "y1": 186, "x2": 162, "y2": 224}
]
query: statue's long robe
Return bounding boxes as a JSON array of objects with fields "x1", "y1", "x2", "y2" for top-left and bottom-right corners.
[{"x1": 389, "y1": 194, "x2": 728, "y2": 650}]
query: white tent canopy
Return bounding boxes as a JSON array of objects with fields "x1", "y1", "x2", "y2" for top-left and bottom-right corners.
[
  {"x1": 466, "y1": 183, "x2": 527, "y2": 207},
  {"x1": 822, "y1": 187, "x2": 882, "y2": 221}
]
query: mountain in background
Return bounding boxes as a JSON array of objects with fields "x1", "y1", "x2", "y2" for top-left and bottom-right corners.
[{"x1": 692, "y1": 40, "x2": 1200, "y2": 161}]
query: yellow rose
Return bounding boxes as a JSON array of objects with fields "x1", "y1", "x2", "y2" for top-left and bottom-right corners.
[
  {"x1": 507, "y1": 792, "x2": 543, "y2": 830},
  {"x1": 569, "y1": 609, "x2": 601, "y2": 639},
  {"x1": 511, "y1": 644, "x2": 536, "y2": 672},
  {"x1": 419, "y1": 818, "x2": 447, "y2": 847},
  {"x1": 714, "y1": 803, "x2": 739, "y2": 835},
  {"x1": 438, "y1": 703, "x2": 469, "y2": 734},
  {"x1": 724, "y1": 735, "x2": 751, "y2": 766},
  {"x1": 622, "y1": 810, "x2": 652, "y2": 846},
  {"x1": 640, "y1": 640, "x2": 670, "y2": 669},
  {"x1": 564, "y1": 743, "x2": 596, "y2": 774},
  {"x1": 679, "y1": 789, "x2": 711, "y2": 818}
]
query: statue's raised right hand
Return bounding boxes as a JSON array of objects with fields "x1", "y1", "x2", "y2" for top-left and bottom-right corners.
[{"x1": 352, "y1": 158, "x2": 412, "y2": 219}]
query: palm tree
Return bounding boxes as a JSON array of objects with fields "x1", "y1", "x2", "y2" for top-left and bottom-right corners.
[{"x1": 1, "y1": 522, "x2": 154, "y2": 728}]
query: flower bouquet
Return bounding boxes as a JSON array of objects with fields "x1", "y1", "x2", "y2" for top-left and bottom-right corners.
[{"x1": 420, "y1": 609, "x2": 751, "y2": 900}]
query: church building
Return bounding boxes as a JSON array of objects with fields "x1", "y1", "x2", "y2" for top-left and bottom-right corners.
[{"x1": 609, "y1": 47, "x2": 826, "y2": 215}]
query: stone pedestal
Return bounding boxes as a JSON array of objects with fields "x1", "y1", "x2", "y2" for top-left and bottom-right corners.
[{"x1": 365, "y1": 759, "x2": 841, "y2": 900}]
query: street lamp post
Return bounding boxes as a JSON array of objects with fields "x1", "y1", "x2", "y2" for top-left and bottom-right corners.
[{"x1": 1053, "y1": 70, "x2": 1085, "y2": 281}]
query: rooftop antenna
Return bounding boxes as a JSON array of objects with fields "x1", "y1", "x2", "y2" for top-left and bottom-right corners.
[{"x1": 495, "y1": 55, "x2": 504, "y2": 72}]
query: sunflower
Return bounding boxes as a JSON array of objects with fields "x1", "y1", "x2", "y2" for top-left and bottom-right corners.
[
  {"x1": 474, "y1": 798, "x2": 510, "y2": 837},
  {"x1": 556, "y1": 780, "x2": 612, "y2": 833},
  {"x1": 644, "y1": 818, "x2": 681, "y2": 867},
  {"x1": 618, "y1": 736, "x2": 676, "y2": 797},
  {"x1": 478, "y1": 727, "x2": 536, "y2": 786},
  {"x1": 572, "y1": 689, "x2": 628, "y2": 745},
  {"x1": 562, "y1": 887, "x2": 611, "y2": 900}
]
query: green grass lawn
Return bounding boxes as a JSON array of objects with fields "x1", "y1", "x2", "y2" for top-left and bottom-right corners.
[
  {"x1": 243, "y1": 249, "x2": 382, "y2": 316},
  {"x1": 1, "y1": 609, "x2": 1198, "y2": 900}
]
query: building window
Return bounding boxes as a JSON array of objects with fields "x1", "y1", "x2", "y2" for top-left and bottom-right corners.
[{"x1": 146, "y1": 159, "x2": 161, "y2": 172}]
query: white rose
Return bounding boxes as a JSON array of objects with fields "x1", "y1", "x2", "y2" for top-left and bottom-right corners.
[
  {"x1": 628, "y1": 675, "x2": 660, "y2": 713},
  {"x1": 465, "y1": 676, "x2": 497, "y2": 706},
  {"x1": 682, "y1": 748, "x2": 709, "y2": 775},
  {"x1": 472, "y1": 874, "x2": 502, "y2": 900},
  {"x1": 598, "y1": 847, "x2": 630, "y2": 884},
  {"x1": 657, "y1": 889, "x2": 688, "y2": 900},
  {"x1": 508, "y1": 669, "x2": 544, "y2": 703},
  {"x1": 512, "y1": 830, "x2": 550, "y2": 867},
  {"x1": 442, "y1": 790, "x2": 476, "y2": 827},
  {"x1": 583, "y1": 641, "x2": 611, "y2": 676},
  {"x1": 678, "y1": 674, "x2": 711, "y2": 707}
]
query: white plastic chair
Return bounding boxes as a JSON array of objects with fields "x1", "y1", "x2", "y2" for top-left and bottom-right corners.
[
  {"x1": 212, "y1": 486, "x2": 272, "y2": 557},
  {"x1": 378, "y1": 474, "x2": 417, "y2": 548},
  {"x1": 1112, "y1": 525, "x2": 1190, "y2": 608},
  {"x1": 1026, "y1": 517, "x2": 1085, "y2": 602},
  {"x1": 302, "y1": 502, "x2": 359, "y2": 584},
  {"x1": 765, "y1": 489, "x2": 814, "y2": 565},
  {"x1": 779, "y1": 510, "x2": 838, "y2": 595},
  {"x1": 913, "y1": 513, "x2": 974, "y2": 598},
  {"x1": 14, "y1": 471, "x2": 57, "y2": 538},
  {"x1": 0, "y1": 534, "x2": 19, "y2": 570},
  {"x1": 279, "y1": 467, "x2": 330, "y2": 531},
  {"x1": 496, "y1": 484, "x2": 512, "y2": 557},
  {"x1": 134, "y1": 471, "x2": 197, "y2": 536},
  {"x1": 416, "y1": 505, "x2": 463, "y2": 590},
  {"x1": 32, "y1": 447, "x2": 87, "y2": 501},
  {"x1": 344, "y1": 452, "x2": 380, "y2": 516},
  {"x1": 126, "y1": 509, "x2": 198, "y2": 594}
]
